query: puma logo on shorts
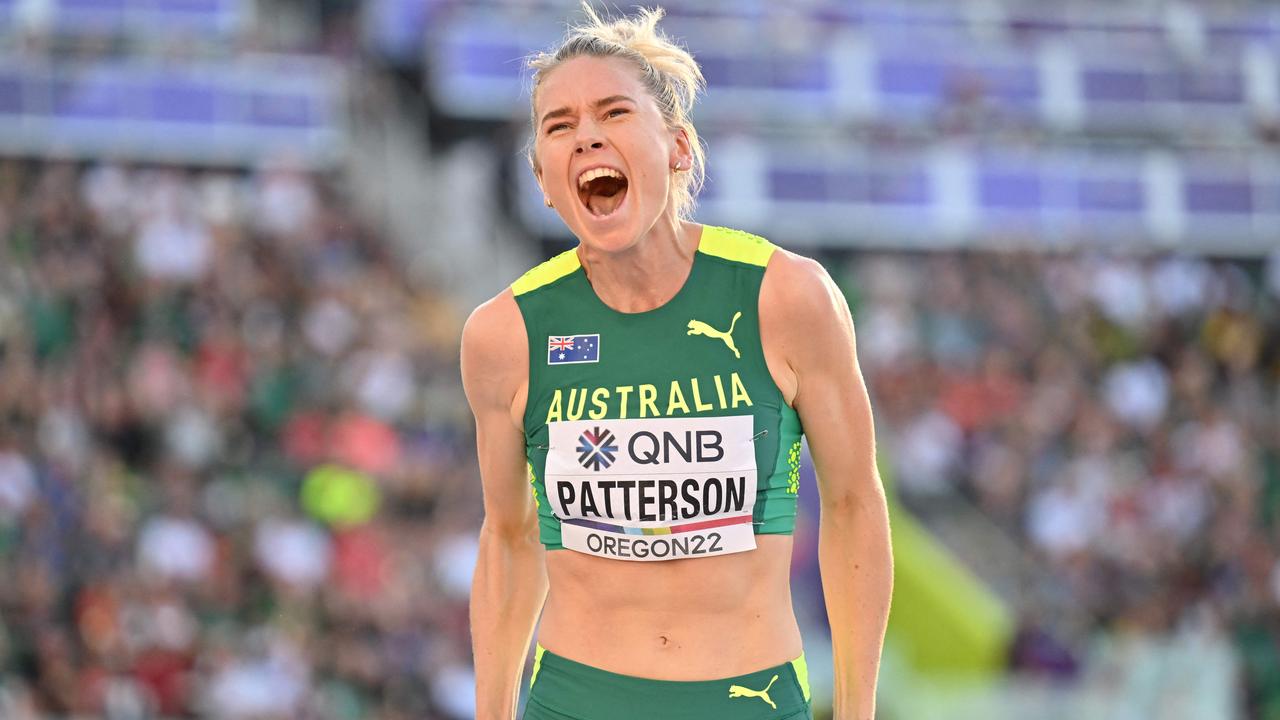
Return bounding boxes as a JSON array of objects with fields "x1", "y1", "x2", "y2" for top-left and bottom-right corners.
[{"x1": 728, "y1": 673, "x2": 779, "y2": 709}]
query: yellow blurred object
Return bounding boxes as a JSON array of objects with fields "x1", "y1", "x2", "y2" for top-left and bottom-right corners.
[
  {"x1": 880, "y1": 455, "x2": 1014, "y2": 676},
  {"x1": 301, "y1": 464, "x2": 381, "y2": 528}
]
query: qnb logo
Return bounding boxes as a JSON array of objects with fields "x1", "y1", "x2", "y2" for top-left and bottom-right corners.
[{"x1": 576, "y1": 427, "x2": 618, "y2": 471}]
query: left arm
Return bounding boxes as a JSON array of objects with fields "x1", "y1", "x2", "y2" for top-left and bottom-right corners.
[{"x1": 761, "y1": 252, "x2": 893, "y2": 720}]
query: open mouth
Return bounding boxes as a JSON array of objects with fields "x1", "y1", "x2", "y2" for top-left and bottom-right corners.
[{"x1": 577, "y1": 167, "x2": 629, "y2": 217}]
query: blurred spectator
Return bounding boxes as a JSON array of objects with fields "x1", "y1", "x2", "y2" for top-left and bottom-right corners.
[
  {"x1": 851, "y1": 247, "x2": 1278, "y2": 716},
  {"x1": 1, "y1": 158, "x2": 472, "y2": 719}
]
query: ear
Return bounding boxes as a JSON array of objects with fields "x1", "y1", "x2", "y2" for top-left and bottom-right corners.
[{"x1": 669, "y1": 127, "x2": 693, "y2": 171}]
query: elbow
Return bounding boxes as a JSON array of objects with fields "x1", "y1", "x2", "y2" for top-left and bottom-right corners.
[
  {"x1": 819, "y1": 482, "x2": 888, "y2": 517},
  {"x1": 480, "y1": 514, "x2": 541, "y2": 548}
]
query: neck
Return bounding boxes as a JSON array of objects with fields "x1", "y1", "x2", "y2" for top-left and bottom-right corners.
[{"x1": 577, "y1": 216, "x2": 702, "y2": 313}]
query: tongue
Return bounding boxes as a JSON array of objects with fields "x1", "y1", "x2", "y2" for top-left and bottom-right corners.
[{"x1": 587, "y1": 186, "x2": 625, "y2": 216}]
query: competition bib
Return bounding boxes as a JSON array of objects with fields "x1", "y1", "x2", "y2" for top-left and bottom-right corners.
[{"x1": 545, "y1": 416, "x2": 758, "y2": 561}]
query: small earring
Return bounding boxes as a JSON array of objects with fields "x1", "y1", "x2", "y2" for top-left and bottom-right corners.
[
  {"x1": 544, "y1": 197, "x2": 553, "y2": 208},
  {"x1": 673, "y1": 161, "x2": 683, "y2": 172}
]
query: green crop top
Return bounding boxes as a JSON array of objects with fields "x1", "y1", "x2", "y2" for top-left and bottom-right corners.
[{"x1": 512, "y1": 226, "x2": 803, "y2": 562}]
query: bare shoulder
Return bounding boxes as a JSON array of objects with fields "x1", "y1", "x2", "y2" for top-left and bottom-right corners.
[
  {"x1": 761, "y1": 247, "x2": 852, "y2": 343},
  {"x1": 757, "y1": 247, "x2": 853, "y2": 408},
  {"x1": 763, "y1": 246, "x2": 827, "y2": 284},
  {"x1": 460, "y1": 289, "x2": 529, "y2": 416},
  {"x1": 462, "y1": 288, "x2": 526, "y2": 357}
]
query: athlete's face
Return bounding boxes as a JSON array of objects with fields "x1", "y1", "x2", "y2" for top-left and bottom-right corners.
[{"x1": 532, "y1": 55, "x2": 691, "y2": 252}]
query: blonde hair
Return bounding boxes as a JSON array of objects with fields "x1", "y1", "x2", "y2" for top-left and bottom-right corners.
[{"x1": 527, "y1": 4, "x2": 707, "y2": 220}]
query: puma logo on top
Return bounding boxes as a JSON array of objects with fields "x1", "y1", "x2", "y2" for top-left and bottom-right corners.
[
  {"x1": 728, "y1": 673, "x2": 779, "y2": 709},
  {"x1": 687, "y1": 311, "x2": 742, "y2": 359}
]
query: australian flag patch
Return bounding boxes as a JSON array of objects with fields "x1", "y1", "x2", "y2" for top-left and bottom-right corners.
[{"x1": 547, "y1": 335, "x2": 600, "y2": 365}]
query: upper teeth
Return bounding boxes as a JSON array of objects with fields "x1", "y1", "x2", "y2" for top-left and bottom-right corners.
[{"x1": 578, "y1": 167, "x2": 623, "y2": 188}]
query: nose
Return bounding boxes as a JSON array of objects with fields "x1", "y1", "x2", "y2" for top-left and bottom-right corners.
[{"x1": 574, "y1": 119, "x2": 605, "y2": 154}]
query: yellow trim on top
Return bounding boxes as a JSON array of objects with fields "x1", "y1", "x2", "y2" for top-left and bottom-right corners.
[
  {"x1": 791, "y1": 653, "x2": 811, "y2": 702},
  {"x1": 527, "y1": 461, "x2": 539, "y2": 509},
  {"x1": 512, "y1": 248, "x2": 582, "y2": 296},
  {"x1": 530, "y1": 644, "x2": 547, "y2": 689},
  {"x1": 698, "y1": 226, "x2": 776, "y2": 267}
]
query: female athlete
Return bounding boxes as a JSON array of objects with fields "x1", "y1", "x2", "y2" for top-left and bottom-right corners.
[{"x1": 460, "y1": 6, "x2": 893, "y2": 719}]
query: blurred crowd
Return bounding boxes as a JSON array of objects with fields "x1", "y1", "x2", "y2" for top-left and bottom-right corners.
[
  {"x1": 2, "y1": 154, "x2": 1279, "y2": 719},
  {"x1": 0, "y1": 158, "x2": 478, "y2": 719},
  {"x1": 853, "y1": 248, "x2": 1280, "y2": 717},
  {"x1": 2, "y1": 0, "x2": 1278, "y2": 717}
]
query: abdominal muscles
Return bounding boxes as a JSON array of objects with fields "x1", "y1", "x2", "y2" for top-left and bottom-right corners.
[{"x1": 538, "y1": 535, "x2": 803, "y2": 680}]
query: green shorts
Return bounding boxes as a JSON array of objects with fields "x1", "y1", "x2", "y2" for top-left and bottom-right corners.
[{"x1": 524, "y1": 645, "x2": 813, "y2": 720}]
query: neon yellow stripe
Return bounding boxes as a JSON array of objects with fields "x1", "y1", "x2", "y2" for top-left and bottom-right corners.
[
  {"x1": 530, "y1": 644, "x2": 546, "y2": 689},
  {"x1": 791, "y1": 653, "x2": 810, "y2": 701},
  {"x1": 527, "y1": 462, "x2": 539, "y2": 509},
  {"x1": 512, "y1": 248, "x2": 582, "y2": 296},
  {"x1": 697, "y1": 226, "x2": 776, "y2": 267}
]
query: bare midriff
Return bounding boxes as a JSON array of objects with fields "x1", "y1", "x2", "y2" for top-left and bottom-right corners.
[{"x1": 537, "y1": 534, "x2": 803, "y2": 680}]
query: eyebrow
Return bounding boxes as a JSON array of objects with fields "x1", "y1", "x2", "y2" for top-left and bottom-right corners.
[{"x1": 539, "y1": 95, "x2": 637, "y2": 127}]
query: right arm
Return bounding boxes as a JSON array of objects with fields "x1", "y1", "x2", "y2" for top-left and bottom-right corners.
[{"x1": 461, "y1": 291, "x2": 548, "y2": 720}]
